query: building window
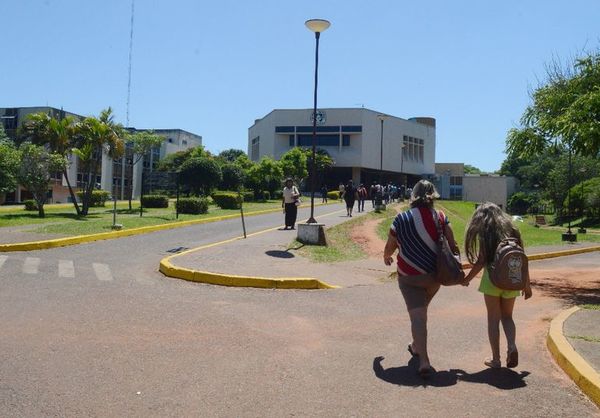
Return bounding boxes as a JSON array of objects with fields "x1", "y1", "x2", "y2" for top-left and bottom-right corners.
[
  {"x1": 297, "y1": 134, "x2": 348, "y2": 147},
  {"x1": 289, "y1": 135, "x2": 295, "y2": 146},
  {"x1": 403, "y1": 135, "x2": 424, "y2": 162},
  {"x1": 251, "y1": 136, "x2": 260, "y2": 161}
]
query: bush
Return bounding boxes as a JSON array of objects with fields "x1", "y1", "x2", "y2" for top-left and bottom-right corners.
[
  {"x1": 211, "y1": 192, "x2": 242, "y2": 209},
  {"x1": 327, "y1": 191, "x2": 340, "y2": 200},
  {"x1": 23, "y1": 200, "x2": 38, "y2": 211},
  {"x1": 272, "y1": 190, "x2": 283, "y2": 200},
  {"x1": 76, "y1": 190, "x2": 110, "y2": 207},
  {"x1": 241, "y1": 190, "x2": 254, "y2": 202},
  {"x1": 507, "y1": 192, "x2": 534, "y2": 214},
  {"x1": 141, "y1": 194, "x2": 169, "y2": 208},
  {"x1": 260, "y1": 190, "x2": 271, "y2": 201},
  {"x1": 176, "y1": 197, "x2": 209, "y2": 214}
]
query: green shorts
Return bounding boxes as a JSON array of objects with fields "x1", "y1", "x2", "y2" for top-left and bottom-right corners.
[{"x1": 478, "y1": 269, "x2": 520, "y2": 299}]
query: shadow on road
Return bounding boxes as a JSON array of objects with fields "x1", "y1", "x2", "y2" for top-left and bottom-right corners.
[
  {"x1": 265, "y1": 250, "x2": 295, "y2": 259},
  {"x1": 373, "y1": 356, "x2": 530, "y2": 390},
  {"x1": 532, "y1": 280, "x2": 600, "y2": 305}
]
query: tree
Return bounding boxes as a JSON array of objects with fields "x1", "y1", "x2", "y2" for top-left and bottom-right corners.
[
  {"x1": 19, "y1": 112, "x2": 82, "y2": 215},
  {"x1": 158, "y1": 149, "x2": 193, "y2": 172},
  {"x1": 220, "y1": 163, "x2": 245, "y2": 191},
  {"x1": 246, "y1": 156, "x2": 283, "y2": 196},
  {"x1": 179, "y1": 157, "x2": 222, "y2": 195},
  {"x1": 73, "y1": 108, "x2": 124, "y2": 215},
  {"x1": 0, "y1": 136, "x2": 20, "y2": 195},
  {"x1": 17, "y1": 143, "x2": 66, "y2": 217},
  {"x1": 506, "y1": 51, "x2": 600, "y2": 158},
  {"x1": 279, "y1": 147, "x2": 308, "y2": 185},
  {"x1": 464, "y1": 164, "x2": 482, "y2": 174},
  {"x1": 126, "y1": 130, "x2": 165, "y2": 209},
  {"x1": 217, "y1": 149, "x2": 246, "y2": 163}
]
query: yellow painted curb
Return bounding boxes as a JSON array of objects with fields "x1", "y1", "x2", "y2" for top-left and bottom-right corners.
[
  {"x1": 158, "y1": 211, "x2": 346, "y2": 290},
  {"x1": 547, "y1": 306, "x2": 600, "y2": 407},
  {"x1": 0, "y1": 201, "x2": 337, "y2": 252}
]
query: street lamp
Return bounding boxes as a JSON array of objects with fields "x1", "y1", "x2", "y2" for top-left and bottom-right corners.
[
  {"x1": 399, "y1": 142, "x2": 406, "y2": 199},
  {"x1": 305, "y1": 18, "x2": 330, "y2": 224},
  {"x1": 377, "y1": 114, "x2": 388, "y2": 183},
  {"x1": 579, "y1": 167, "x2": 587, "y2": 234},
  {"x1": 562, "y1": 143, "x2": 576, "y2": 241}
]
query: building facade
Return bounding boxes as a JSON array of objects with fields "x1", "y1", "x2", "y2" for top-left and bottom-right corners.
[
  {"x1": 0, "y1": 107, "x2": 202, "y2": 203},
  {"x1": 248, "y1": 108, "x2": 436, "y2": 188}
]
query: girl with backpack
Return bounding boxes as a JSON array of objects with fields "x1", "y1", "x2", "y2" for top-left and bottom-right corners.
[{"x1": 462, "y1": 202, "x2": 533, "y2": 369}]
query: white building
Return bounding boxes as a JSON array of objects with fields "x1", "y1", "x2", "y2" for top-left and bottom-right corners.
[
  {"x1": 0, "y1": 107, "x2": 202, "y2": 203},
  {"x1": 248, "y1": 108, "x2": 436, "y2": 188}
]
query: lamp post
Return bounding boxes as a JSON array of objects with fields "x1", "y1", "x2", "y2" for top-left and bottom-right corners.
[
  {"x1": 305, "y1": 18, "x2": 330, "y2": 224},
  {"x1": 399, "y1": 142, "x2": 406, "y2": 199},
  {"x1": 579, "y1": 167, "x2": 587, "y2": 234},
  {"x1": 377, "y1": 114, "x2": 388, "y2": 184},
  {"x1": 562, "y1": 143, "x2": 576, "y2": 241}
]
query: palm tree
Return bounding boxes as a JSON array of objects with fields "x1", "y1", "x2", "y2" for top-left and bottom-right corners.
[
  {"x1": 20, "y1": 112, "x2": 82, "y2": 215},
  {"x1": 73, "y1": 108, "x2": 124, "y2": 215}
]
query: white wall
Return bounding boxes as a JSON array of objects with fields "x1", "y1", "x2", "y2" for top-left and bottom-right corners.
[{"x1": 463, "y1": 175, "x2": 519, "y2": 209}]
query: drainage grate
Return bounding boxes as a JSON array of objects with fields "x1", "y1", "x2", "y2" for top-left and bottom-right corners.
[{"x1": 166, "y1": 246, "x2": 189, "y2": 253}]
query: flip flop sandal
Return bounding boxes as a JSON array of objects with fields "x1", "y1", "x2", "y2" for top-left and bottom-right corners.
[
  {"x1": 507, "y1": 350, "x2": 519, "y2": 368},
  {"x1": 484, "y1": 358, "x2": 501, "y2": 369},
  {"x1": 408, "y1": 344, "x2": 419, "y2": 357}
]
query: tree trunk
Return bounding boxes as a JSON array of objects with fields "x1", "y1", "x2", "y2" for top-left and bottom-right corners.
[
  {"x1": 38, "y1": 204, "x2": 45, "y2": 218},
  {"x1": 63, "y1": 167, "x2": 81, "y2": 215}
]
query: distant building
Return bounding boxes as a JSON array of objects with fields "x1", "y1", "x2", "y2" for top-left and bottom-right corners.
[
  {"x1": 248, "y1": 108, "x2": 436, "y2": 188},
  {"x1": 434, "y1": 163, "x2": 518, "y2": 209},
  {"x1": 0, "y1": 106, "x2": 202, "y2": 203}
]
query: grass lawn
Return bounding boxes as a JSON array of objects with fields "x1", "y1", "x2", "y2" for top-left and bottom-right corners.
[
  {"x1": 294, "y1": 206, "x2": 397, "y2": 263},
  {"x1": 0, "y1": 200, "x2": 285, "y2": 237},
  {"x1": 373, "y1": 200, "x2": 600, "y2": 254}
]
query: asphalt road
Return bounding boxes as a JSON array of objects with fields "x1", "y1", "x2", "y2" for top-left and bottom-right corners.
[{"x1": 1, "y1": 203, "x2": 598, "y2": 417}]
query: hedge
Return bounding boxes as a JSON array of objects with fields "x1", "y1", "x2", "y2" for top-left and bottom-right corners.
[
  {"x1": 76, "y1": 190, "x2": 110, "y2": 207},
  {"x1": 259, "y1": 190, "x2": 271, "y2": 201},
  {"x1": 141, "y1": 194, "x2": 169, "y2": 208},
  {"x1": 23, "y1": 200, "x2": 38, "y2": 211},
  {"x1": 327, "y1": 191, "x2": 340, "y2": 200},
  {"x1": 176, "y1": 197, "x2": 209, "y2": 214},
  {"x1": 212, "y1": 192, "x2": 242, "y2": 209},
  {"x1": 272, "y1": 190, "x2": 283, "y2": 200},
  {"x1": 241, "y1": 190, "x2": 254, "y2": 202}
]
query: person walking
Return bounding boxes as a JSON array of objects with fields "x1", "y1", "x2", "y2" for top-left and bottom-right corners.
[
  {"x1": 357, "y1": 184, "x2": 367, "y2": 212},
  {"x1": 320, "y1": 185, "x2": 328, "y2": 203},
  {"x1": 338, "y1": 183, "x2": 345, "y2": 201},
  {"x1": 383, "y1": 180, "x2": 460, "y2": 377},
  {"x1": 281, "y1": 178, "x2": 300, "y2": 230},
  {"x1": 370, "y1": 182, "x2": 377, "y2": 208},
  {"x1": 343, "y1": 180, "x2": 358, "y2": 217},
  {"x1": 462, "y1": 202, "x2": 532, "y2": 369}
]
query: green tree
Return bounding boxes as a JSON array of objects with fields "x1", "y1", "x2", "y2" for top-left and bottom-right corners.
[
  {"x1": 246, "y1": 156, "x2": 283, "y2": 196},
  {"x1": 279, "y1": 147, "x2": 308, "y2": 184},
  {"x1": 220, "y1": 163, "x2": 245, "y2": 191},
  {"x1": 217, "y1": 149, "x2": 246, "y2": 163},
  {"x1": 179, "y1": 157, "x2": 223, "y2": 196},
  {"x1": 464, "y1": 164, "x2": 482, "y2": 174},
  {"x1": 19, "y1": 112, "x2": 82, "y2": 214},
  {"x1": 158, "y1": 149, "x2": 193, "y2": 172},
  {"x1": 73, "y1": 108, "x2": 124, "y2": 215},
  {"x1": 126, "y1": 130, "x2": 165, "y2": 209},
  {"x1": 17, "y1": 143, "x2": 66, "y2": 217},
  {"x1": 506, "y1": 51, "x2": 600, "y2": 158},
  {"x1": 0, "y1": 135, "x2": 20, "y2": 195}
]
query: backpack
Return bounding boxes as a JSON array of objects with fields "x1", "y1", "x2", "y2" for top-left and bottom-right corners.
[{"x1": 489, "y1": 238, "x2": 529, "y2": 290}]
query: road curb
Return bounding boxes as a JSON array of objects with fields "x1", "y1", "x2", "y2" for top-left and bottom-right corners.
[
  {"x1": 0, "y1": 202, "x2": 335, "y2": 253},
  {"x1": 547, "y1": 306, "x2": 600, "y2": 408}
]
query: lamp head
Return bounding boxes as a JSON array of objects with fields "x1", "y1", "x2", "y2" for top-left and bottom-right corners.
[{"x1": 305, "y1": 19, "x2": 331, "y2": 33}]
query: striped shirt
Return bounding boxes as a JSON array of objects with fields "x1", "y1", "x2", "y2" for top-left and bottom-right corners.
[{"x1": 390, "y1": 207, "x2": 449, "y2": 276}]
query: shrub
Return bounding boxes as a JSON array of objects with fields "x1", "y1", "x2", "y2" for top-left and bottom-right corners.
[
  {"x1": 211, "y1": 192, "x2": 242, "y2": 209},
  {"x1": 260, "y1": 190, "x2": 271, "y2": 201},
  {"x1": 141, "y1": 194, "x2": 169, "y2": 208},
  {"x1": 327, "y1": 191, "x2": 340, "y2": 200},
  {"x1": 23, "y1": 200, "x2": 38, "y2": 211},
  {"x1": 241, "y1": 190, "x2": 254, "y2": 202},
  {"x1": 176, "y1": 197, "x2": 209, "y2": 214},
  {"x1": 507, "y1": 192, "x2": 533, "y2": 214},
  {"x1": 76, "y1": 190, "x2": 110, "y2": 207},
  {"x1": 272, "y1": 190, "x2": 283, "y2": 200}
]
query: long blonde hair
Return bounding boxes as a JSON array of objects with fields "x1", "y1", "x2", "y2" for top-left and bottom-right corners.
[
  {"x1": 409, "y1": 180, "x2": 440, "y2": 208},
  {"x1": 464, "y1": 202, "x2": 523, "y2": 264}
]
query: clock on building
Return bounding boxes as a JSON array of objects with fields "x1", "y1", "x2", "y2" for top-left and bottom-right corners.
[{"x1": 310, "y1": 110, "x2": 327, "y2": 125}]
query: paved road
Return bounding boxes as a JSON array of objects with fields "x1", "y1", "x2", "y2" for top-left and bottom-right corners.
[{"x1": 1, "y1": 203, "x2": 598, "y2": 417}]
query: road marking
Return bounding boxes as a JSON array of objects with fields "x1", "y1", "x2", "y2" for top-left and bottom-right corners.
[
  {"x1": 23, "y1": 257, "x2": 40, "y2": 274},
  {"x1": 0, "y1": 255, "x2": 7, "y2": 270},
  {"x1": 58, "y1": 259, "x2": 75, "y2": 278},
  {"x1": 92, "y1": 263, "x2": 113, "y2": 281}
]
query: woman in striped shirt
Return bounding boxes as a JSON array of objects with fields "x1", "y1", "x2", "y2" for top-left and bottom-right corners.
[{"x1": 383, "y1": 180, "x2": 460, "y2": 377}]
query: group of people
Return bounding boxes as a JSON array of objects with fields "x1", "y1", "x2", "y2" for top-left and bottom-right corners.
[{"x1": 383, "y1": 180, "x2": 532, "y2": 377}]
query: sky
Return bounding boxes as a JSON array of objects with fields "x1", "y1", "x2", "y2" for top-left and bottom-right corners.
[{"x1": 3, "y1": 0, "x2": 600, "y2": 172}]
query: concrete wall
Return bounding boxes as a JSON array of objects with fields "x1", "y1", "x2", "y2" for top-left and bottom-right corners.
[{"x1": 462, "y1": 175, "x2": 519, "y2": 209}]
